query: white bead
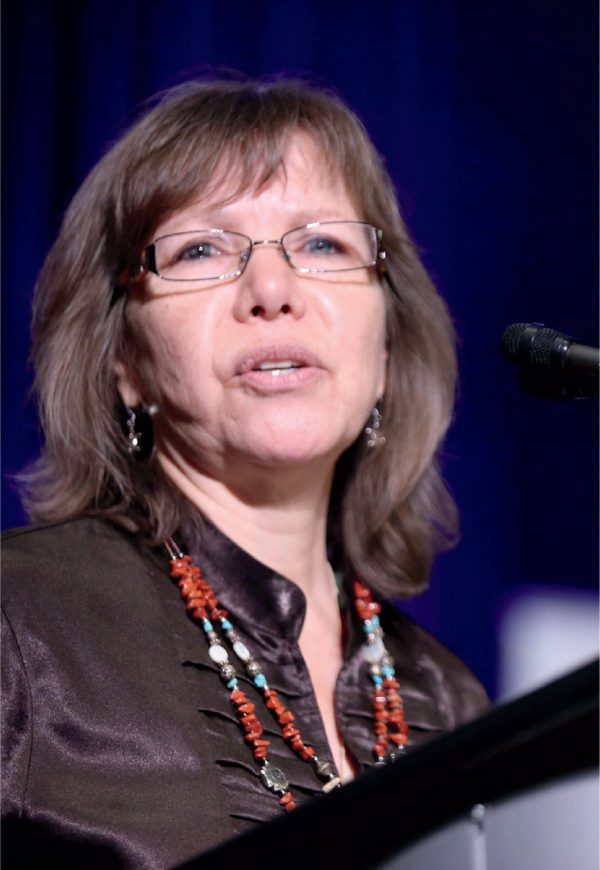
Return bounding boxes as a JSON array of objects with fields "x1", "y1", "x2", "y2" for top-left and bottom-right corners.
[
  {"x1": 233, "y1": 641, "x2": 251, "y2": 662},
  {"x1": 322, "y1": 777, "x2": 341, "y2": 793},
  {"x1": 364, "y1": 638, "x2": 385, "y2": 663},
  {"x1": 208, "y1": 644, "x2": 229, "y2": 664}
]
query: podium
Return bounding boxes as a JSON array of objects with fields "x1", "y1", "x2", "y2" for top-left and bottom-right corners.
[{"x1": 178, "y1": 659, "x2": 599, "y2": 870}]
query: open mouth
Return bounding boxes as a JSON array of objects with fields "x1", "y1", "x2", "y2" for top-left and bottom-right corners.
[
  {"x1": 254, "y1": 361, "x2": 304, "y2": 377},
  {"x1": 234, "y1": 345, "x2": 323, "y2": 391}
]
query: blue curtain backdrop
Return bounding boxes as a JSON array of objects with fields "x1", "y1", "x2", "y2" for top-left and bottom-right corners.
[{"x1": 2, "y1": 0, "x2": 598, "y2": 698}]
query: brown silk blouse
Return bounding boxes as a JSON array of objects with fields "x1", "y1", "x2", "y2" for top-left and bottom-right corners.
[{"x1": 1, "y1": 517, "x2": 488, "y2": 868}]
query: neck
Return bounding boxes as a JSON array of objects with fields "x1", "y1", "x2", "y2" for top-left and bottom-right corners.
[{"x1": 158, "y1": 449, "x2": 337, "y2": 601}]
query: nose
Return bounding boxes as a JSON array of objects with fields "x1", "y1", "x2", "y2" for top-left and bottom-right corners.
[{"x1": 232, "y1": 241, "x2": 307, "y2": 322}]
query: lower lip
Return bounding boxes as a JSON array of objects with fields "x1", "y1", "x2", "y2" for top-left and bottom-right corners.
[{"x1": 236, "y1": 366, "x2": 322, "y2": 393}]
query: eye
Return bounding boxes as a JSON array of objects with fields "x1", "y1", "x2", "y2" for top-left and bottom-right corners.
[
  {"x1": 304, "y1": 235, "x2": 343, "y2": 255},
  {"x1": 292, "y1": 233, "x2": 350, "y2": 258},
  {"x1": 175, "y1": 240, "x2": 222, "y2": 262}
]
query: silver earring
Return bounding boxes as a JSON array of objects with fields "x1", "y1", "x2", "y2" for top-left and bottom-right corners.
[
  {"x1": 365, "y1": 406, "x2": 386, "y2": 448},
  {"x1": 126, "y1": 408, "x2": 143, "y2": 454}
]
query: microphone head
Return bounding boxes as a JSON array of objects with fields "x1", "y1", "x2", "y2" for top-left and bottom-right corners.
[
  {"x1": 501, "y1": 323, "x2": 529, "y2": 361},
  {"x1": 501, "y1": 322, "x2": 597, "y2": 399},
  {"x1": 501, "y1": 323, "x2": 561, "y2": 366}
]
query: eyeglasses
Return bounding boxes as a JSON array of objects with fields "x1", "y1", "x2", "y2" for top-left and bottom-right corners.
[{"x1": 143, "y1": 221, "x2": 386, "y2": 286}]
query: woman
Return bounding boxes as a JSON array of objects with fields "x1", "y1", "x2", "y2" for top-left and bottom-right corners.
[{"x1": 2, "y1": 78, "x2": 487, "y2": 867}]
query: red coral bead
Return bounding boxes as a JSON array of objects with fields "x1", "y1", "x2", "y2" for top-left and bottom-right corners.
[
  {"x1": 353, "y1": 580, "x2": 370, "y2": 598},
  {"x1": 282, "y1": 725, "x2": 300, "y2": 739},
  {"x1": 186, "y1": 593, "x2": 205, "y2": 604}
]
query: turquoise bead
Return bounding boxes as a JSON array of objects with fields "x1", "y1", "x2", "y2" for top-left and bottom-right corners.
[
  {"x1": 226, "y1": 678, "x2": 238, "y2": 689},
  {"x1": 364, "y1": 615, "x2": 380, "y2": 634},
  {"x1": 222, "y1": 619, "x2": 233, "y2": 631},
  {"x1": 372, "y1": 675, "x2": 383, "y2": 685},
  {"x1": 202, "y1": 619, "x2": 213, "y2": 633},
  {"x1": 254, "y1": 673, "x2": 267, "y2": 688},
  {"x1": 383, "y1": 665, "x2": 395, "y2": 678}
]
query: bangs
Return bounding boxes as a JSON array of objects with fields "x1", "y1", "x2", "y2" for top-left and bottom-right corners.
[{"x1": 112, "y1": 81, "x2": 374, "y2": 271}]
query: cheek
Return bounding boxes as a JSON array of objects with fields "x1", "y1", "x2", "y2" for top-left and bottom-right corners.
[
  {"x1": 125, "y1": 300, "x2": 217, "y2": 410},
  {"x1": 341, "y1": 288, "x2": 388, "y2": 396}
]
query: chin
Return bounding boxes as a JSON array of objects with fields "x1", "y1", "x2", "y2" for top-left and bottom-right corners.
[{"x1": 235, "y1": 425, "x2": 357, "y2": 470}]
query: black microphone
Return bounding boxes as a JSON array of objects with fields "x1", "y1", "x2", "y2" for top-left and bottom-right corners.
[{"x1": 501, "y1": 323, "x2": 599, "y2": 400}]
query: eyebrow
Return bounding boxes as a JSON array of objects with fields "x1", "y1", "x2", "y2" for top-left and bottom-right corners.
[{"x1": 162, "y1": 207, "x2": 358, "y2": 235}]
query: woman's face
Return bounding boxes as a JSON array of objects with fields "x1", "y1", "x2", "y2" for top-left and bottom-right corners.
[{"x1": 118, "y1": 134, "x2": 388, "y2": 485}]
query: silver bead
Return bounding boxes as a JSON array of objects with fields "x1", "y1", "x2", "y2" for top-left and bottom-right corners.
[
  {"x1": 312, "y1": 757, "x2": 334, "y2": 780},
  {"x1": 259, "y1": 761, "x2": 289, "y2": 794},
  {"x1": 206, "y1": 631, "x2": 220, "y2": 643},
  {"x1": 220, "y1": 663, "x2": 236, "y2": 679},
  {"x1": 246, "y1": 660, "x2": 261, "y2": 676}
]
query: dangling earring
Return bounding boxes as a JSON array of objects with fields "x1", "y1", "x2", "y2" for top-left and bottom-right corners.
[
  {"x1": 123, "y1": 403, "x2": 156, "y2": 460},
  {"x1": 126, "y1": 408, "x2": 143, "y2": 454},
  {"x1": 365, "y1": 406, "x2": 386, "y2": 448}
]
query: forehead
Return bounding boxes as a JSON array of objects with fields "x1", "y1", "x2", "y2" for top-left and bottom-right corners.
[{"x1": 154, "y1": 133, "x2": 360, "y2": 235}]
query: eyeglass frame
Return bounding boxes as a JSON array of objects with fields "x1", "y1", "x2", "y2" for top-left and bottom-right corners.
[
  {"x1": 142, "y1": 220, "x2": 388, "y2": 283},
  {"x1": 110, "y1": 220, "x2": 398, "y2": 307}
]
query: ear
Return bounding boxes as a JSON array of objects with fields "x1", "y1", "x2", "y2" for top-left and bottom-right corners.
[{"x1": 114, "y1": 360, "x2": 143, "y2": 409}]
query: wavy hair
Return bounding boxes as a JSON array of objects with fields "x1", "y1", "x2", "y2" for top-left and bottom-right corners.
[{"x1": 21, "y1": 77, "x2": 458, "y2": 599}]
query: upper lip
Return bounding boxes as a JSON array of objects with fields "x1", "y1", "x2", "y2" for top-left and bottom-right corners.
[{"x1": 234, "y1": 344, "x2": 324, "y2": 375}]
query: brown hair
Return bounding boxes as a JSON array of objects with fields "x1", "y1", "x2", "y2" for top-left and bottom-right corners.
[{"x1": 22, "y1": 77, "x2": 458, "y2": 599}]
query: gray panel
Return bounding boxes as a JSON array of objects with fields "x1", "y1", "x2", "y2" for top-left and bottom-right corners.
[
  {"x1": 376, "y1": 770, "x2": 598, "y2": 870},
  {"x1": 378, "y1": 806, "x2": 486, "y2": 870},
  {"x1": 486, "y1": 770, "x2": 599, "y2": 870}
]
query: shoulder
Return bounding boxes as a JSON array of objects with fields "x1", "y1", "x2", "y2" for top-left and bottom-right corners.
[
  {"x1": 382, "y1": 603, "x2": 489, "y2": 728},
  {"x1": 1, "y1": 516, "x2": 179, "y2": 707},
  {"x1": 2, "y1": 517, "x2": 165, "y2": 618},
  {"x1": 3, "y1": 515, "x2": 138, "y2": 565},
  {"x1": 3, "y1": 516, "x2": 149, "y2": 579}
]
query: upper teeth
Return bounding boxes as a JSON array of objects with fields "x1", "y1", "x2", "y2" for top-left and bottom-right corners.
[{"x1": 257, "y1": 361, "x2": 300, "y2": 371}]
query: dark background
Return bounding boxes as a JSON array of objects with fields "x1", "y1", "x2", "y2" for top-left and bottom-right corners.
[{"x1": 2, "y1": 0, "x2": 598, "y2": 698}]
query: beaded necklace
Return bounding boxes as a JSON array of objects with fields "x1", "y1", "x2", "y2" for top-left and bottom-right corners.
[{"x1": 165, "y1": 539, "x2": 409, "y2": 812}]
